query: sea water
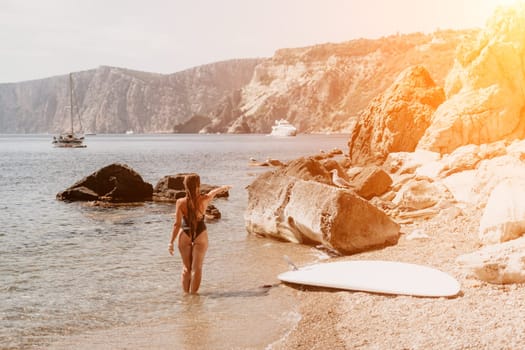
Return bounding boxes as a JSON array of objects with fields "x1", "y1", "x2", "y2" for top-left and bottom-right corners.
[{"x1": 0, "y1": 133, "x2": 348, "y2": 349}]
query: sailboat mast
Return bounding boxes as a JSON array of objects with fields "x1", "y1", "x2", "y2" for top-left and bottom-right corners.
[{"x1": 69, "y1": 73, "x2": 74, "y2": 134}]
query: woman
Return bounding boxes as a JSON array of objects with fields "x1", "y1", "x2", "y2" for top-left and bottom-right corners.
[{"x1": 168, "y1": 174, "x2": 231, "y2": 294}]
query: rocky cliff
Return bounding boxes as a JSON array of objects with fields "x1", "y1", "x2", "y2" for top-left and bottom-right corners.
[
  {"x1": 0, "y1": 29, "x2": 477, "y2": 134},
  {"x1": 348, "y1": 65, "x2": 445, "y2": 165},
  {"x1": 226, "y1": 30, "x2": 477, "y2": 134},
  {"x1": 0, "y1": 59, "x2": 261, "y2": 133},
  {"x1": 417, "y1": 3, "x2": 525, "y2": 154}
]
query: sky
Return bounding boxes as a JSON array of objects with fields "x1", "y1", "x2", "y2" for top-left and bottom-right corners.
[{"x1": 0, "y1": 0, "x2": 519, "y2": 83}]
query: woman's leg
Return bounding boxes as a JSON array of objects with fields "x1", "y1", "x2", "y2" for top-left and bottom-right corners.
[
  {"x1": 189, "y1": 232, "x2": 209, "y2": 294},
  {"x1": 178, "y1": 233, "x2": 193, "y2": 293}
]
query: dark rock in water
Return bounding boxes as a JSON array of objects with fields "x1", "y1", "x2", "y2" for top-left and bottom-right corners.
[
  {"x1": 57, "y1": 167, "x2": 228, "y2": 219},
  {"x1": 58, "y1": 186, "x2": 99, "y2": 201},
  {"x1": 152, "y1": 173, "x2": 190, "y2": 202},
  {"x1": 56, "y1": 163, "x2": 153, "y2": 203},
  {"x1": 206, "y1": 204, "x2": 221, "y2": 220},
  {"x1": 153, "y1": 173, "x2": 229, "y2": 220},
  {"x1": 153, "y1": 173, "x2": 230, "y2": 202},
  {"x1": 200, "y1": 183, "x2": 230, "y2": 198}
]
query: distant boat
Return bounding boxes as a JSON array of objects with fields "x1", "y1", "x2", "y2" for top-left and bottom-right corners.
[
  {"x1": 125, "y1": 130, "x2": 134, "y2": 135},
  {"x1": 52, "y1": 73, "x2": 86, "y2": 148},
  {"x1": 270, "y1": 119, "x2": 297, "y2": 137}
]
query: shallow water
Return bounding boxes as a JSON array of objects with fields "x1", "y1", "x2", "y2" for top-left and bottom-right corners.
[{"x1": 0, "y1": 133, "x2": 348, "y2": 349}]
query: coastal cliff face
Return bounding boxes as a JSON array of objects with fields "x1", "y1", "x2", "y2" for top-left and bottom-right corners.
[
  {"x1": 226, "y1": 30, "x2": 476, "y2": 134},
  {"x1": 0, "y1": 30, "x2": 475, "y2": 134},
  {"x1": 0, "y1": 59, "x2": 261, "y2": 134}
]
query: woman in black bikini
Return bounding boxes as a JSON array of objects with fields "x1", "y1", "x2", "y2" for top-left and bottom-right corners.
[{"x1": 168, "y1": 174, "x2": 231, "y2": 294}]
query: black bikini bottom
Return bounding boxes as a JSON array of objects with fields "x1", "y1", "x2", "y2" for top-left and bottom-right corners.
[{"x1": 182, "y1": 220, "x2": 207, "y2": 242}]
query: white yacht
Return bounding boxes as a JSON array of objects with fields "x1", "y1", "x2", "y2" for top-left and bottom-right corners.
[{"x1": 270, "y1": 119, "x2": 297, "y2": 137}]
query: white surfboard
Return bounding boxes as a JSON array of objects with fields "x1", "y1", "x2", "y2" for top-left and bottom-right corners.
[{"x1": 278, "y1": 260, "x2": 460, "y2": 297}]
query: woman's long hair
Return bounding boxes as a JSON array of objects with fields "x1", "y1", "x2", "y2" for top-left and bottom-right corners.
[{"x1": 184, "y1": 174, "x2": 201, "y2": 238}]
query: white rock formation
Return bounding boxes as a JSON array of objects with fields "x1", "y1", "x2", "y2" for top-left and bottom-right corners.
[
  {"x1": 479, "y1": 179, "x2": 525, "y2": 244},
  {"x1": 418, "y1": 4, "x2": 525, "y2": 154},
  {"x1": 457, "y1": 236, "x2": 525, "y2": 284}
]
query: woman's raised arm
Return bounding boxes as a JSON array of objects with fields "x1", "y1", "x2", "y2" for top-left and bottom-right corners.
[{"x1": 205, "y1": 185, "x2": 232, "y2": 201}]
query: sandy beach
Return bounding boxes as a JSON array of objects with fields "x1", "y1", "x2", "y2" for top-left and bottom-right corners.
[{"x1": 271, "y1": 202, "x2": 525, "y2": 350}]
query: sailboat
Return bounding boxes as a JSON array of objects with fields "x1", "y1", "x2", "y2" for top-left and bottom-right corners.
[{"x1": 52, "y1": 73, "x2": 86, "y2": 148}]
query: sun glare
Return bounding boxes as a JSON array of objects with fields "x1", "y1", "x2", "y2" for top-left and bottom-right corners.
[{"x1": 490, "y1": 0, "x2": 520, "y2": 6}]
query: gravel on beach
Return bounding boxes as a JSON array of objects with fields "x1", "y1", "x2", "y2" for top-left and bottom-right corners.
[{"x1": 271, "y1": 203, "x2": 525, "y2": 350}]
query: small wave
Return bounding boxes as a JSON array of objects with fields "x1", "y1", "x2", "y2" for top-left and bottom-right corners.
[{"x1": 203, "y1": 284, "x2": 279, "y2": 299}]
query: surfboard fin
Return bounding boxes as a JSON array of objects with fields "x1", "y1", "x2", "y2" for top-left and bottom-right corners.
[{"x1": 283, "y1": 255, "x2": 298, "y2": 271}]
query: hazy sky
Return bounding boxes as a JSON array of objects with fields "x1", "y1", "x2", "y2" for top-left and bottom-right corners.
[{"x1": 0, "y1": 0, "x2": 518, "y2": 83}]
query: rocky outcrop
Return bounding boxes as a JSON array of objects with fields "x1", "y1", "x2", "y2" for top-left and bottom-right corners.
[
  {"x1": 153, "y1": 173, "x2": 230, "y2": 202},
  {"x1": 379, "y1": 136, "x2": 525, "y2": 284},
  {"x1": 348, "y1": 65, "x2": 445, "y2": 166},
  {"x1": 173, "y1": 115, "x2": 212, "y2": 133},
  {"x1": 57, "y1": 168, "x2": 229, "y2": 218},
  {"x1": 245, "y1": 157, "x2": 400, "y2": 254},
  {"x1": 0, "y1": 60, "x2": 261, "y2": 134},
  {"x1": 230, "y1": 30, "x2": 472, "y2": 134},
  {"x1": 56, "y1": 163, "x2": 153, "y2": 203},
  {"x1": 441, "y1": 152, "x2": 525, "y2": 206},
  {"x1": 153, "y1": 173, "x2": 229, "y2": 219},
  {"x1": 0, "y1": 30, "x2": 475, "y2": 134},
  {"x1": 383, "y1": 140, "x2": 521, "y2": 207},
  {"x1": 417, "y1": 4, "x2": 525, "y2": 154},
  {"x1": 153, "y1": 174, "x2": 190, "y2": 202}
]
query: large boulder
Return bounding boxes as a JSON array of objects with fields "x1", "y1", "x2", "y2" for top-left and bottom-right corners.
[
  {"x1": 349, "y1": 166, "x2": 393, "y2": 200},
  {"x1": 244, "y1": 156, "x2": 331, "y2": 241},
  {"x1": 417, "y1": 4, "x2": 525, "y2": 154},
  {"x1": 56, "y1": 163, "x2": 153, "y2": 203},
  {"x1": 245, "y1": 158, "x2": 400, "y2": 254},
  {"x1": 348, "y1": 65, "x2": 445, "y2": 166}
]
